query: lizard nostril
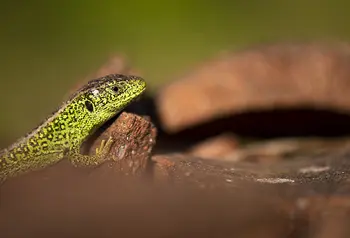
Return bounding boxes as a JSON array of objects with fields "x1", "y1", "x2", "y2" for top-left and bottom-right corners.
[{"x1": 85, "y1": 101, "x2": 94, "y2": 112}]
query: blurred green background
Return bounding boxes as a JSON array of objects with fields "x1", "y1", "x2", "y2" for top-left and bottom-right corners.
[{"x1": 0, "y1": 0, "x2": 348, "y2": 141}]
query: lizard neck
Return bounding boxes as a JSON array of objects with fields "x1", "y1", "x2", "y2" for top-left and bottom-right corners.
[{"x1": 0, "y1": 96, "x2": 95, "y2": 161}]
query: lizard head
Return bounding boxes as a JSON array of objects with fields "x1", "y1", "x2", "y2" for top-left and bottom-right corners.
[{"x1": 69, "y1": 74, "x2": 146, "y2": 128}]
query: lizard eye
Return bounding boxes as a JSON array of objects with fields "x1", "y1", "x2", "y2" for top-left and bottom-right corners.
[
  {"x1": 85, "y1": 101, "x2": 94, "y2": 112},
  {"x1": 112, "y1": 86, "x2": 119, "y2": 94}
]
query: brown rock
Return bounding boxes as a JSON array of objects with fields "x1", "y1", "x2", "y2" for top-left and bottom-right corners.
[
  {"x1": 151, "y1": 138, "x2": 350, "y2": 190},
  {"x1": 148, "y1": 143, "x2": 350, "y2": 237},
  {"x1": 0, "y1": 178, "x2": 292, "y2": 238},
  {"x1": 156, "y1": 42, "x2": 350, "y2": 133},
  {"x1": 87, "y1": 112, "x2": 157, "y2": 176},
  {"x1": 188, "y1": 133, "x2": 238, "y2": 159},
  {"x1": 221, "y1": 137, "x2": 350, "y2": 163},
  {"x1": 307, "y1": 197, "x2": 350, "y2": 238}
]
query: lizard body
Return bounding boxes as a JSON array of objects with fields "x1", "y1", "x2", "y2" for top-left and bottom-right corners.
[{"x1": 0, "y1": 74, "x2": 146, "y2": 182}]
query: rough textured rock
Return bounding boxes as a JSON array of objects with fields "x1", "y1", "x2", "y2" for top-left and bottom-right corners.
[
  {"x1": 87, "y1": 113, "x2": 156, "y2": 176},
  {"x1": 152, "y1": 138, "x2": 350, "y2": 189}
]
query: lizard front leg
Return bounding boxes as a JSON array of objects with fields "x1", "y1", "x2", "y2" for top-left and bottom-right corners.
[{"x1": 68, "y1": 137, "x2": 114, "y2": 167}]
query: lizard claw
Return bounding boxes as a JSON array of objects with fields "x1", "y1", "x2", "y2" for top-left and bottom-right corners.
[{"x1": 95, "y1": 137, "x2": 114, "y2": 156}]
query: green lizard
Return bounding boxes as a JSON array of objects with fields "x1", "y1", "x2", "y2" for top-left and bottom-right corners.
[{"x1": 0, "y1": 74, "x2": 146, "y2": 182}]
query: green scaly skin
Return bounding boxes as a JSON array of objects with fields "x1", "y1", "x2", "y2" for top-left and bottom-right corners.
[{"x1": 0, "y1": 74, "x2": 146, "y2": 182}]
